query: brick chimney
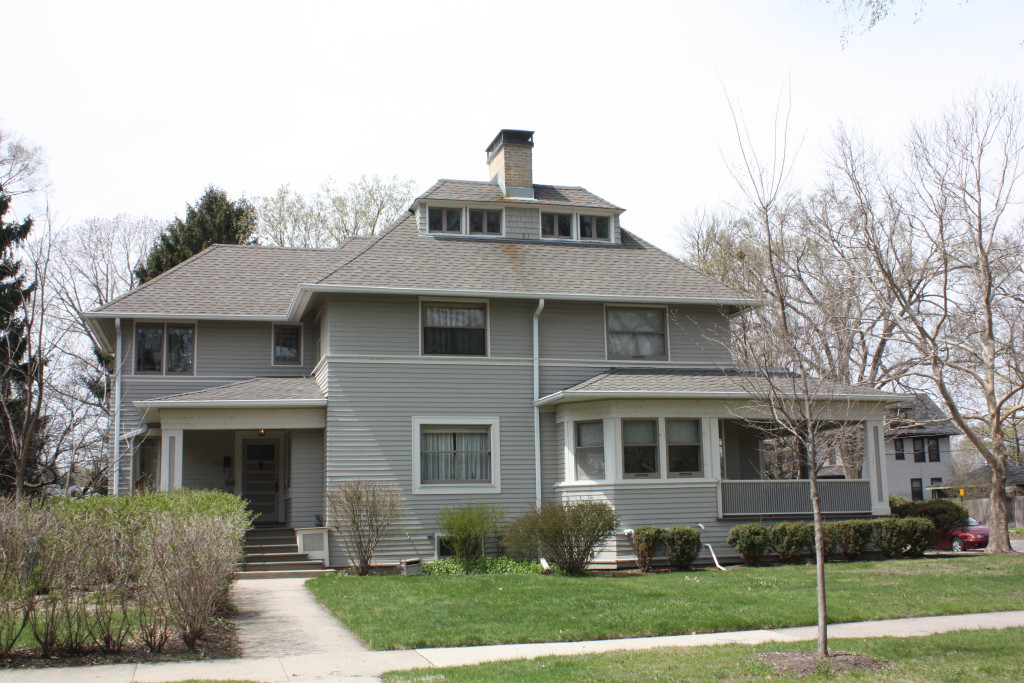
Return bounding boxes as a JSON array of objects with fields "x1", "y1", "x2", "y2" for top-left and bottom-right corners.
[{"x1": 486, "y1": 129, "x2": 534, "y2": 199}]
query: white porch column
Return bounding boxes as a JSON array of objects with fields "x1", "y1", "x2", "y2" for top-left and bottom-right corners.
[
  {"x1": 864, "y1": 420, "x2": 890, "y2": 515},
  {"x1": 160, "y1": 429, "x2": 184, "y2": 491}
]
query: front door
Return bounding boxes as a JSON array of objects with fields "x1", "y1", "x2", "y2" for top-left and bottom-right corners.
[{"x1": 242, "y1": 440, "x2": 280, "y2": 523}]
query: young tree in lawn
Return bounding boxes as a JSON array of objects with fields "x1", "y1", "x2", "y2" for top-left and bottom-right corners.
[
  {"x1": 135, "y1": 186, "x2": 256, "y2": 283},
  {"x1": 823, "y1": 86, "x2": 1024, "y2": 553}
]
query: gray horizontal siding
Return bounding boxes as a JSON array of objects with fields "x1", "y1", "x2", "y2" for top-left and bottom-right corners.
[
  {"x1": 323, "y1": 361, "x2": 536, "y2": 566},
  {"x1": 288, "y1": 429, "x2": 325, "y2": 528},
  {"x1": 540, "y1": 413, "x2": 563, "y2": 502},
  {"x1": 182, "y1": 430, "x2": 234, "y2": 491}
]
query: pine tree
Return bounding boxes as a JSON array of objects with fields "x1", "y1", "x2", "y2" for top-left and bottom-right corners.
[
  {"x1": 0, "y1": 188, "x2": 36, "y2": 496},
  {"x1": 135, "y1": 185, "x2": 257, "y2": 283}
]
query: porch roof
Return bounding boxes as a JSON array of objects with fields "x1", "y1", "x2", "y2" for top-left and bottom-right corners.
[
  {"x1": 536, "y1": 367, "x2": 904, "y2": 406},
  {"x1": 134, "y1": 377, "x2": 326, "y2": 424}
]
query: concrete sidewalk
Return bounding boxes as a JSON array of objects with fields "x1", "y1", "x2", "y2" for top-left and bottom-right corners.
[{"x1": 2, "y1": 610, "x2": 1023, "y2": 683}]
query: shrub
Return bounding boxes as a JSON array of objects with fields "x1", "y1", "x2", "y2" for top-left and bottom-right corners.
[
  {"x1": 629, "y1": 526, "x2": 665, "y2": 572},
  {"x1": 890, "y1": 498, "x2": 968, "y2": 540},
  {"x1": 327, "y1": 481, "x2": 403, "y2": 576},
  {"x1": 665, "y1": 526, "x2": 701, "y2": 571},
  {"x1": 423, "y1": 556, "x2": 544, "y2": 575},
  {"x1": 504, "y1": 500, "x2": 618, "y2": 576},
  {"x1": 769, "y1": 522, "x2": 814, "y2": 563},
  {"x1": 726, "y1": 523, "x2": 770, "y2": 566},
  {"x1": 874, "y1": 517, "x2": 936, "y2": 558},
  {"x1": 827, "y1": 519, "x2": 875, "y2": 561},
  {"x1": 436, "y1": 503, "x2": 505, "y2": 563}
]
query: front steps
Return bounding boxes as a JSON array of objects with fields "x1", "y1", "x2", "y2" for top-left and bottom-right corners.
[{"x1": 237, "y1": 527, "x2": 334, "y2": 579}]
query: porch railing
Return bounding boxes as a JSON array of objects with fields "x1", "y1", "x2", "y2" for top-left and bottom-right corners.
[{"x1": 720, "y1": 479, "x2": 872, "y2": 517}]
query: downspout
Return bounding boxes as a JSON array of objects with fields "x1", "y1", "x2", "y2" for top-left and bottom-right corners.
[
  {"x1": 533, "y1": 298, "x2": 545, "y2": 508},
  {"x1": 112, "y1": 318, "x2": 123, "y2": 496}
]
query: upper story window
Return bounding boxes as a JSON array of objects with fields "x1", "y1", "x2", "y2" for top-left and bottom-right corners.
[
  {"x1": 135, "y1": 322, "x2": 194, "y2": 375},
  {"x1": 428, "y1": 207, "x2": 503, "y2": 236},
  {"x1": 606, "y1": 307, "x2": 667, "y2": 361},
  {"x1": 912, "y1": 437, "x2": 926, "y2": 463},
  {"x1": 894, "y1": 438, "x2": 905, "y2": 460},
  {"x1": 273, "y1": 324, "x2": 302, "y2": 366},
  {"x1": 541, "y1": 212, "x2": 612, "y2": 241},
  {"x1": 927, "y1": 437, "x2": 940, "y2": 462},
  {"x1": 422, "y1": 301, "x2": 487, "y2": 355}
]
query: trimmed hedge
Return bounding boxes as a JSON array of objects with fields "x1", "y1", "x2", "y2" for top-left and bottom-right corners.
[
  {"x1": 874, "y1": 517, "x2": 935, "y2": 558},
  {"x1": 666, "y1": 526, "x2": 702, "y2": 570},
  {"x1": 826, "y1": 519, "x2": 875, "y2": 561},
  {"x1": 889, "y1": 496, "x2": 968, "y2": 540},
  {"x1": 727, "y1": 523, "x2": 770, "y2": 565},
  {"x1": 769, "y1": 522, "x2": 814, "y2": 563}
]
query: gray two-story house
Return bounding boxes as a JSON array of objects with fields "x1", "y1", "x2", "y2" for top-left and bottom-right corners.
[{"x1": 85, "y1": 130, "x2": 897, "y2": 570}]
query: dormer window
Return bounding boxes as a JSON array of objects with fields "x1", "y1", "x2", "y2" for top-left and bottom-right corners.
[
  {"x1": 428, "y1": 207, "x2": 503, "y2": 236},
  {"x1": 541, "y1": 212, "x2": 573, "y2": 238},
  {"x1": 542, "y1": 212, "x2": 612, "y2": 241},
  {"x1": 428, "y1": 207, "x2": 462, "y2": 233},
  {"x1": 469, "y1": 209, "x2": 502, "y2": 234}
]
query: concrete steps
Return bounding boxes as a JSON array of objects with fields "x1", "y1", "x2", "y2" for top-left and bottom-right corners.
[{"x1": 236, "y1": 527, "x2": 333, "y2": 579}]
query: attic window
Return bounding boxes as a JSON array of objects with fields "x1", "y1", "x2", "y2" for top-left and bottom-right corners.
[
  {"x1": 579, "y1": 215, "x2": 610, "y2": 240},
  {"x1": 541, "y1": 212, "x2": 572, "y2": 238},
  {"x1": 428, "y1": 207, "x2": 462, "y2": 233},
  {"x1": 469, "y1": 209, "x2": 502, "y2": 234}
]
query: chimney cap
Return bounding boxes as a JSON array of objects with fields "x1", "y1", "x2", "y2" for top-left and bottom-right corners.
[{"x1": 486, "y1": 129, "x2": 534, "y2": 159}]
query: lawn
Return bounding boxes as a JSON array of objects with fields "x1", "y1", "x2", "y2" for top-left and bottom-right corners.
[
  {"x1": 306, "y1": 554, "x2": 1024, "y2": 649},
  {"x1": 384, "y1": 627, "x2": 1024, "y2": 682}
]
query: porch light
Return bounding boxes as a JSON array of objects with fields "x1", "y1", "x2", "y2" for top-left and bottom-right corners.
[{"x1": 257, "y1": 428, "x2": 266, "y2": 437}]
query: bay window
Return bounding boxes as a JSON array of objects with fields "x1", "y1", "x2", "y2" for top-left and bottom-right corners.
[
  {"x1": 667, "y1": 418, "x2": 702, "y2": 476},
  {"x1": 574, "y1": 421, "x2": 606, "y2": 480},
  {"x1": 622, "y1": 419, "x2": 659, "y2": 477}
]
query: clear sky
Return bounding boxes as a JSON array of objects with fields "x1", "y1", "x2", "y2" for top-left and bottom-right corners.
[{"x1": 4, "y1": 0, "x2": 1023, "y2": 253}]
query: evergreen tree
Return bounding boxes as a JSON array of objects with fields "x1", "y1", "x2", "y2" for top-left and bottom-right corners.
[
  {"x1": 135, "y1": 186, "x2": 257, "y2": 283},
  {"x1": 0, "y1": 188, "x2": 36, "y2": 495}
]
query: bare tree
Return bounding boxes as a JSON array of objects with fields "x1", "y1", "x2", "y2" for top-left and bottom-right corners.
[
  {"x1": 0, "y1": 130, "x2": 46, "y2": 197},
  {"x1": 824, "y1": 85, "x2": 1024, "y2": 553},
  {"x1": 255, "y1": 175, "x2": 415, "y2": 248},
  {"x1": 326, "y1": 481, "x2": 403, "y2": 575}
]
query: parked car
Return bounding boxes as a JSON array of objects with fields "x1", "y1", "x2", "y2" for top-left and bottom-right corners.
[{"x1": 937, "y1": 517, "x2": 989, "y2": 551}]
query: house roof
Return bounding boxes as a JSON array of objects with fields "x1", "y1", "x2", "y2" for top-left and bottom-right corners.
[
  {"x1": 962, "y1": 463, "x2": 1024, "y2": 487},
  {"x1": 419, "y1": 179, "x2": 623, "y2": 211},
  {"x1": 536, "y1": 367, "x2": 902, "y2": 406},
  {"x1": 885, "y1": 393, "x2": 963, "y2": 438},
  {"x1": 92, "y1": 240, "x2": 371, "y2": 318},
  {"x1": 309, "y1": 214, "x2": 753, "y2": 305},
  {"x1": 141, "y1": 377, "x2": 325, "y2": 404}
]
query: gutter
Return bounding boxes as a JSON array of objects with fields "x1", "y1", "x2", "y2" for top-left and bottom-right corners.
[
  {"x1": 534, "y1": 390, "x2": 909, "y2": 407},
  {"x1": 533, "y1": 298, "x2": 545, "y2": 508}
]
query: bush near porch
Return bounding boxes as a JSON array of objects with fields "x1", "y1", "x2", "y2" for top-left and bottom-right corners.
[
  {"x1": 306, "y1": 554, "x2": 1024, "y2": 649},
  {"x1": 0, "y1": 490, "x2": 252, "y2": 660}
]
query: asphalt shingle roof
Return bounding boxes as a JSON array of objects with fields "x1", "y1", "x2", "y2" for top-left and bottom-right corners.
[
  {"x1": 94, "y1": 240, "x2": 370, "y2": 317},
  {"x1": 550, "y1": 367, "x2": 900, "y2": 401},
  {"x1": 144, "y1": 377, "x2": 324, "y2": 403},
  {"x1": 315, "y1": 215, "x2": 751, "y2": 302},
  {"x1": 419, "y1": 179, "x2": 622, "y2": 210},
  {"x1": 885, "y1": 393, "x2": 963, "y2": 437}
]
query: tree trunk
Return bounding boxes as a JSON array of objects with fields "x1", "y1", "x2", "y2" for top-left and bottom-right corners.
[
  {"x1": 808, "y1": 470, "x2": 829, "y2": 657},
  {"x1": 986, "y1": 466, "x2": 1013, "y2": 553}
]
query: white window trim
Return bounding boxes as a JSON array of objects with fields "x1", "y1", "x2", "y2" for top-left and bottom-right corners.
[
  {"x1": 418, "y1": 297, "x2": 491, "y2": 358},
  {"x1": 540, "y1": 211, "x2": 616, "y2": 242},
  {"x1": 561, "y1": 414, "x2": 715, "y2": 486},
  {"x1": 271, "y1": 322, "x2": 304, "y2": 367},
  {"x1": 133, "y1": 321, "x2": 197, "y2": 376},
  {"x1": 412, "y1": 416, "x2": 501, "y2": 494},
  {"x1": 603, "y1": 303, "x2": 671, "y2": 362},
  {"x1": 426, "y1": 205, "x2": 505, "y2": 237}
]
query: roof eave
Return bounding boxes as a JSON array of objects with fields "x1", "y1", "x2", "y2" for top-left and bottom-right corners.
[
  {"x1": 535, "y1": 390, "x2": 905, "y2": 407},
  {"x1": 288, "y1": 283, "x2": 761, "y2": 319}
]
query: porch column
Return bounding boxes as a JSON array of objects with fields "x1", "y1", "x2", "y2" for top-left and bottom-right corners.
[
  {"x1": 864, "y1": 420, "x2": 890, "y2": 515},
  {"x1": 160, "y1": 429, "x2": 184, "y2": 491}
]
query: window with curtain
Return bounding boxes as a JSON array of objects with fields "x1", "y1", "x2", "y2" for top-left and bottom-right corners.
[
  {"x1": 422, "y1": 302, "x2": 487, "y2": 355},
  {"x1": 420, "y1": 426, "x2": 491, "y2": 483},
  {"x1": 574, "y1": 421, "x2": 605, "y2": 480},
  {"x1": 667, "y1": 418, "x2": 702, "y2": 476},
  {"x1": 606, "y1": 307, "x2": 667, "y2": 360},
  {"x1": 622, "y1": 419, "x2": 659, "y2": 477}
]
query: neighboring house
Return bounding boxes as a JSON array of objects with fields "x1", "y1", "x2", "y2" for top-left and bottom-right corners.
[
  {"x1": 85, "y1": 130, "x2": 900, "y2": 569},
  {"x1": 884, "y1": 393, "x2": 961, "y2": 501}
]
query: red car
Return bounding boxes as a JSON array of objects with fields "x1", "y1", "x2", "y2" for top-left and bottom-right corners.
[{"x1": 937, "y1": 517, "x2": 990, "y2": 552}]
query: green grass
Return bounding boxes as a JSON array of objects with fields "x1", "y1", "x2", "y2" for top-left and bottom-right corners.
[
  {"x1": 307, "y1": 554, "x2": 1024, "y2": 649},
  {"x1": 384, "y1": 627, "x2": 1024, "y2": 682}
]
